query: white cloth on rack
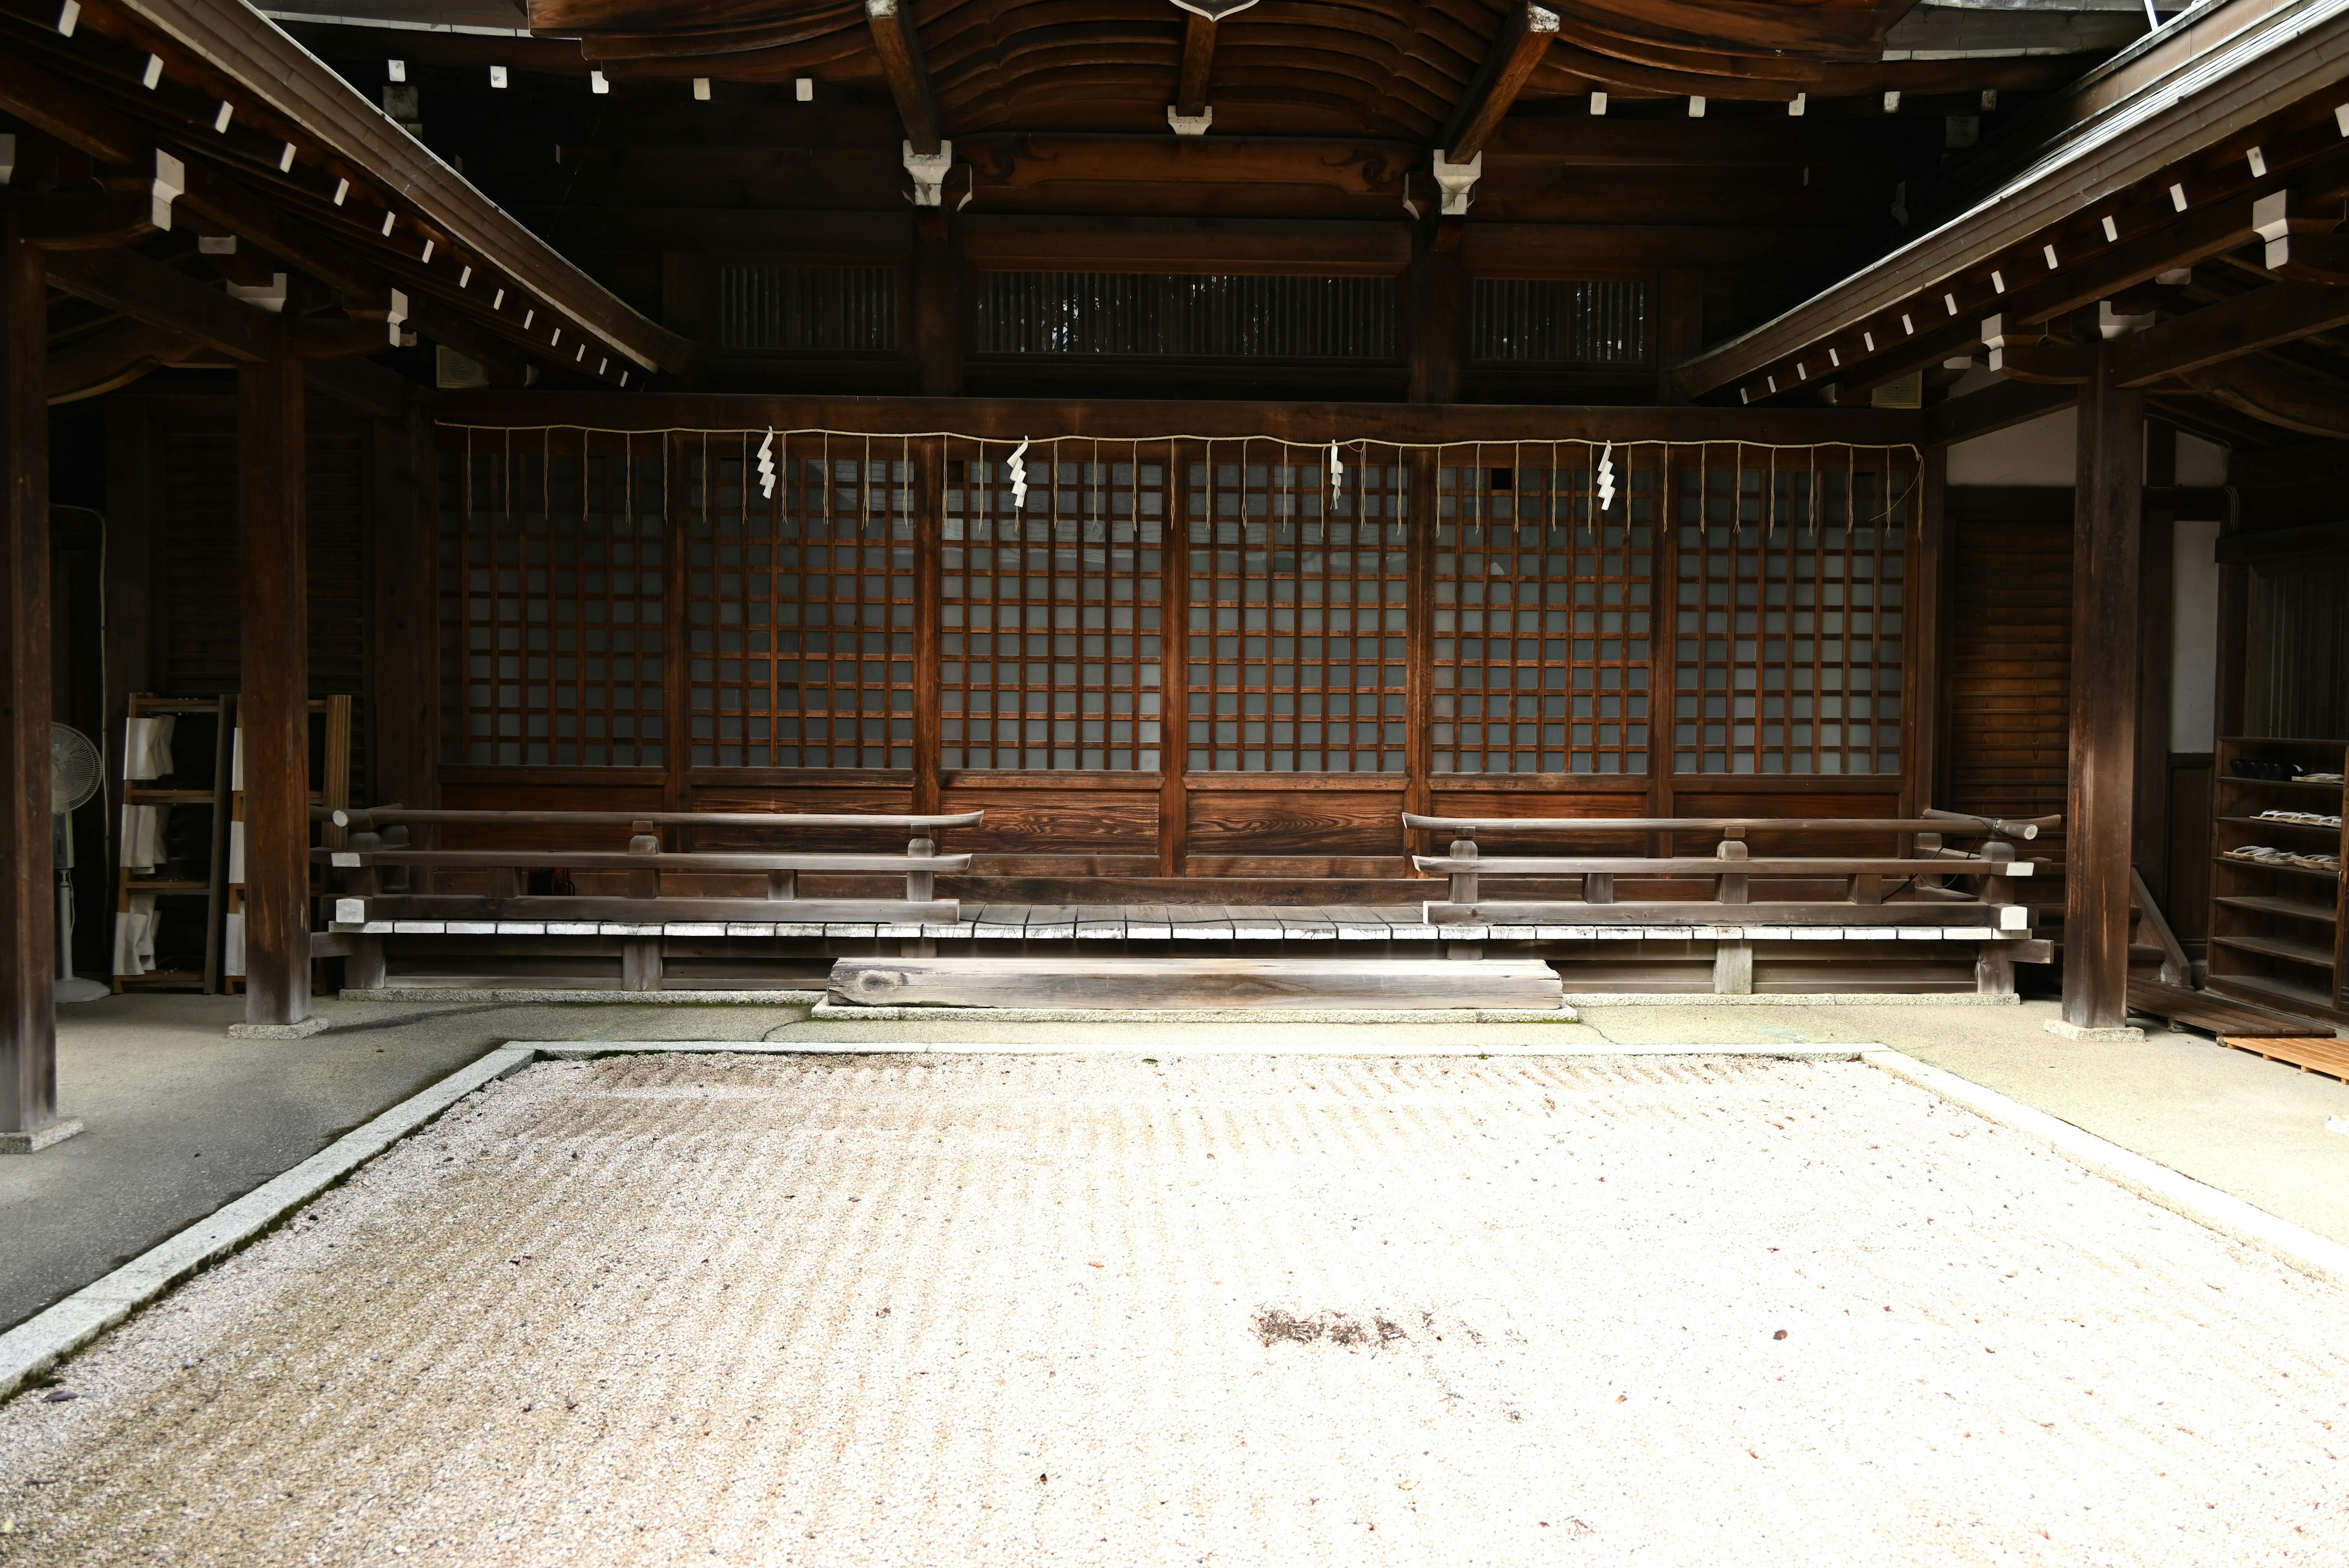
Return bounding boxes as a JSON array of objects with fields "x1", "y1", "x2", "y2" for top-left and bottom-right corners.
[
  {"x1": 114, "y1": 893, "x2": 159, "y2": 976},
  {"x1": 228, "y1": 819, "x2": 245, "y2": 885},
  {"x1": 223, "y1": 912, "x2": 245, "y2": 977},
  {"x1": 119, "y1": 803, "x2": 169, "y2": 873},
  {"x1": 124, "y1": 715, "x2": 177, "y2": 781},
  {"x1": 231, "y1": 728, "x2": 243, "y2": 792}
]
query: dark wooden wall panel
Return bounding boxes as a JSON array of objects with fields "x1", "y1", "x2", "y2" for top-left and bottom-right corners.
[
  {"x1": 941, "y1": 779, "x2": 1159, "y2": 856},
  {"x1": 2246, "y1": 559, "x2": 2349, "y2": 740},
  {"x1": 143, "y1": 398, "x2": 377, "y2": 799},
  {"x1": 1945, "y1": 488, "x2": 2073, "y2": 822},
  {"x1": 1186, "y1": 785, "x2": 1405, "y2": 857},
  {"x1": 2165, "y1": 754, "x2": 2212, "y2": 945}
]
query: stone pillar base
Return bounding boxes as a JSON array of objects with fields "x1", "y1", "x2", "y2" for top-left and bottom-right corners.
[
  {"x1": 228, "y1": 1016, "x2": 332, "y2": 1039},
  {"x1": 2044, "y1": 1019, "x2": 2145, "y2": 1042},
  {"x1": 0, "y1": 1118, "x2": 84, "y2": 1154}
]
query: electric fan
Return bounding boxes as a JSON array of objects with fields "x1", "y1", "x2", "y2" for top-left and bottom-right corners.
[{"x1": 51, "y1": 724, "x2": 110, "y2": 1003}]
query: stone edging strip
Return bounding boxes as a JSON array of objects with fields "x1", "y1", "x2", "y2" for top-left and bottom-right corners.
[
  {"x1": 1567, "y1": 992, "x2": 2021, "y2": 1007},
  {"x1": 530, "y1": 1039, "x2": 1837, "y2": 1059},
  {"x1": 7, "y1": 1039, "x2": 2343, "y2": 1406},
  {"x1": 0, "y1": 1046, "x2": 538, "y2": 1406},
  {"x1": 803, "y1": 1003, "x2": 1583, "y2": 1024},
  {"x1": 1864, "y1": 1049, "x2": 2349, "y2": 1292}
]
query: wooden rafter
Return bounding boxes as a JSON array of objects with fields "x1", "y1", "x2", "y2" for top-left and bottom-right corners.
[
  {"x1": 1437, "y1": 2, "x2": 1557, "y2": 163},
  {"x1": 1672, "y1": 0, "x2": 2349, "y2": 403},
  {"x1": 57, "y1": 0, "x2": 690, "y2": 374},
  {"x1": 1176, "y1": 10, "x2": 1215, "y2": 120},
  {"x1": 0, "y1": 12, "x2": 654, "y2": 385},
  {"x1": 2111, "y1": 281, "x2": 2349, "y2": 388},
  {"x1": 865, "y1": 0, "x2": 943, "y2": 155}
]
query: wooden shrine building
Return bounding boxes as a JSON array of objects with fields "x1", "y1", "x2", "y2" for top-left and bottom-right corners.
[{"x1": 10, "y1": 0, "x2": 2349, "y2": 1144}]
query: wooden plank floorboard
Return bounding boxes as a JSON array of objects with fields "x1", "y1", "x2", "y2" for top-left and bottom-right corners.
[{"x1": 2219, "y1": 1035, "x2": 2349, "y2": 1083}]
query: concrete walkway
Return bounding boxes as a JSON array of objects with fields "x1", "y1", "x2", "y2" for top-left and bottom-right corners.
[{"x1": 7, "y1": 992, "x2": 2349, "y2": 1340}]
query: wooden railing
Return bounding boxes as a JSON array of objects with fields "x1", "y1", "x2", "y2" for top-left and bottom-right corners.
[
  {"x1": 1401, "y1": 808, "x2": 2059, "y2": 994},
  {"x1": 318, "y1": 809, "x2": 983, "y2": 988}
]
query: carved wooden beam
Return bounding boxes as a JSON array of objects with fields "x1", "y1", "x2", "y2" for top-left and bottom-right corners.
[
  {"x1": 2186, "y1": 354, "x2": 2349, "y2": 438},
  {"x1": 43, "y1": 247, "x2": 282, "y2": 362},
  {"x1": 46, "y1": 320, "x2": 204, "y2": 404},
  {"x1": 1439, "y1": 4, "x2": 1559, "y2": 164},
  {"x1": 865, "y1": 0, "x2": 942, "y2": 157}
]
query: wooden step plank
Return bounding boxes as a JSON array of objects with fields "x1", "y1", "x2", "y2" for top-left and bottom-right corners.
[
  {"x1": 826, "y1": 956, "x2": 1565, "y2": 1011},
  {"x1": 2126, "y1": 978, "x2": 2321, "y2": 1038},
  {"x1": 1075, "y1": 907, "x2": 1128, "y2": 940},
  {"x1": 344, "y1": 895, "x2": 958, "y2": 923}
]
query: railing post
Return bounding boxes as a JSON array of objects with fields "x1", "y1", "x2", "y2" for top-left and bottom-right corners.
[
  {"x1": 903, "y1": 831, "x2": 938, "y2": 956},
  {"x1": 1447, "y1": 833, "x2": 1478, "y2": 906},
  {"x1": 1975, "y1": 838, "x2": 2019, "y2": 997},
  {"x1": 623, "y1": 817, "x2": 661, "y2": 990},
  {"x1": 1712, "y1": 836, "x2": 1753, "y2": 995}
]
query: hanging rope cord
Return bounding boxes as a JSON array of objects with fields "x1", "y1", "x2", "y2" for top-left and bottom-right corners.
[{"x1": 442, "y1": 426, "x2": 1926, "y2": 530}]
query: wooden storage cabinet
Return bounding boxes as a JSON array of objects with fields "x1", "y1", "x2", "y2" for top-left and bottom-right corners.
[{"x1": 2206, "y1": 737, "x2": 2347, "y2": 1024}]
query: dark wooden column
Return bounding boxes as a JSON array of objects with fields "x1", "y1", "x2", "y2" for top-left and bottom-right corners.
[
  {"x1": 238, "y1": 353, "x2": 317, "y2": 1030},
  {"x1": 1157, "y1": 439, "x2": 1190, "y2": 877},
  {"x1": 369, "y1": 393, "x2": 440, "y2": 812},
  {"x1": 2059, "y1": 344, "x2": 2145, "y2": 1034},
  {"x1": 1655, "y1": 268, "x2": 1703, "y2": 403},
  {"x1": 1403, "y1": 449, "x2": 1436, "y2": 867},
  {"x1": 1906, "y1": 445, "x2": 1949, "y2": 815},
  {"x1": 2, "y1": 201, "x2": 70, "y2": 1147},
  {"x1": 2135, "y1": 422, "x2": 2177, "y2": 908},
  {"x1": 910, "y1": 214, "x2": 964, "y2": 397},
  {"x1": 911, "y1": 435, "x2": 943, "y2": 814},
  {"x1": 1407, "y1": 226, "x2": 1463, "y2": 404}
]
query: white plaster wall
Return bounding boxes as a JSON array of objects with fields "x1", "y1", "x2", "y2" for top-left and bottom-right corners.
[
  {"x1": 2172, "y1": 518, "x2": 2222, "y2": 752},
  {"x1": 1946, "y1": 407, "x2": 2077, "y2": 486},
  {"x1": 2175, "y1": 431, "x2": 2228, "y2": 486},
  {"x1": 1942, "y1": 409, "x2": 2227, "y2": 489}
]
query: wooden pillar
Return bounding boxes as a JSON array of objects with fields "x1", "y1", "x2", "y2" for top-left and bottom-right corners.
[
  {"x1": 1157, "y1": 439, "x2": 1190, "y2": 877},
  {"x1": 2, "y1": 203, "x2": 72, "y2": 1146},
  {"x1": 911, "y1": 436, "x2": 943, "y2": 814},
  {"x1": 1655, "y1": 268, "x2": 1703, "y2": 403},
  {"x1": 2136, "y1": 422, "x2": 2177, "y2": 908},
  {"x1": 1905, "y1": 445, "x2": 1948, "y2": 816},
  {"x1": 662, "y1": 433, "x2": 693, "y2": 810},
  {"x1": 1406, "y1": 226, "x2": 1463, "y2": 404},
  {"x1": 910, "y1": 214, "x2": 964, "y2": 397},
  {"x1": 369, "y1": 393, "x2": 439, "y2": 812},
  {"x1": 237, "y1": 353, "x2": 317, "y2": 1031},
  {"x1": 1403, "y1": 449, "x2": 1436, "y2": 869},
  {"x1": 2058, "y1": 345, "x2": 2143, "y2": 1035}
]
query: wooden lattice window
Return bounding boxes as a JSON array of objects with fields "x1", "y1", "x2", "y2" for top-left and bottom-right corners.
[
  {"x1": 439, "y1": 436, "x2": 669, "y2": 767},
  {"x1": 1434, "y1": 448, "x2": 1654, "y2": 775},
  {"x1": 1669, "y1": 450, "x2": 1912, "y2": 776},
  {"x1": 941, "y1": 442, "x2": 1167, "y2": 771},
  {"x1": 974, "y1": 274, "x2": 1397, "y2": 360},
  {"x1": 1186, "y1": 445, "x2": 1410, "y2": 773},
  {"x1": 716, "y1": 264, "x2": 899, "y2": 353},
  {"x1": 1468, "y1": 280, "x2": 1650, "y2": 366},
  {"x1": 685, "y1": 436, "x2": 916, "y2": 768}
]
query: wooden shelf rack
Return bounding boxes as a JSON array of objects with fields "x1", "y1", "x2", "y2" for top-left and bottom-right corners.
[{"x1": 2206, "y1": 737, "x2": 2348, "y2": 1028}]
